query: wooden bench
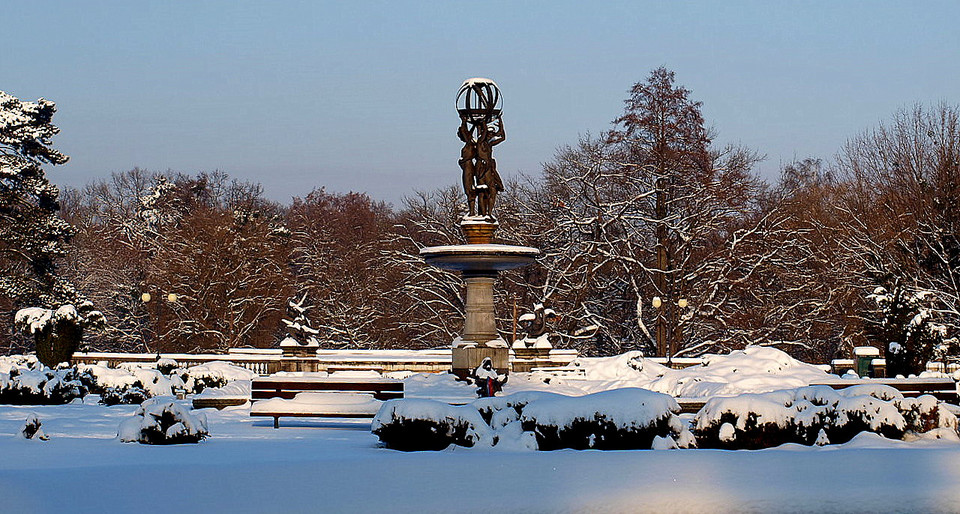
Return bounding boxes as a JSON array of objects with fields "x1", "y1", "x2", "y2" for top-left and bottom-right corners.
[
  {"x1": 676, "y1": 398, "x2": 708, "y2": 414},
  {"x1": 250, "y1": 376, "x2": 403, "y2": 428},
  {"x1": 192, "y1": 396, "x2": 248, "y2": 410},
  {"x1": 530, "y1": 366, "x2": 587, "y2": 379},
  {"x1": 324, "y1": 365, "x2": 385, "y2": 374},
  {"x1": 808, "y1": 377, "x2": 958, "y2": 402}
]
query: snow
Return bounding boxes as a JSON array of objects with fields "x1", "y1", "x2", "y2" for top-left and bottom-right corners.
[
  {"x1": 13, "y1": 307, "x2": 52, "y2": 334},
  {"x1": 185, "y1": 361, "x2": 257, "y2": 383},
  {"x1": 528, "y1": 346, "x2": 833, "y2": 398},
  {"x1": 461, "y1": 77, "x2": 498, "y2": 88},
  {"x1": 419, "y1": 244, "x2": 540, "y2": 255},
  {"x1": 1, "y1": 346, "x2": 960, "y2": 511},
  {"x1": 194, "y1": 380, "x2": 251, "y2": 400},
  {"x1": 2, "y1": 398, "x2": 960, "y2": 512},
  {"x1": 253, "y1": 392, "x2": 383, "y2": 416}
]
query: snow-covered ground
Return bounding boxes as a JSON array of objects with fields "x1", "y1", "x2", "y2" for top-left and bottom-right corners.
[
  {"x1": 3, "y1": 347, "x2": 960, "y2": 513},
  {"x1": 2, "y1": 398, "x2": 960, "y2": 513},
  {"x1": 501, "y1": 346, "x2": 834, "y2": 398}
]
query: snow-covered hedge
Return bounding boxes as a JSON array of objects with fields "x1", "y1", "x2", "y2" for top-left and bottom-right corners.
[
  {"x1": 181, "y1": 361, "x2": 256, "y2": 393},
  {"x1": 563, "y1": 346, "x2": 831, "y2": 397},
  {"x1": 0, "y1": 366, "x2": 86, "y2": 405},
  {"x1": 373, "y1": 389, "x2": 691, "y2": 451},
  {"x1": 519, "y1": 388, "x2": 688, "y2": 450},
  {"x1": 78, "y1": 359, "x2": 255, "y2": 404},
  {"x1": 373, "y1": 399, "x2": 491, "y2": 451},
  {"x1": 694, "y1": 385, "x2": 957, "y2": 449},
  {"x1": 79, "y1": 363, "x2": 180, "y2": 404},
  {"x1": 118, "y1": 399, "x2": 209, "y2": 445},
  {"x1": 99, "y1": 387, "x2": 149, "y2": 406}
]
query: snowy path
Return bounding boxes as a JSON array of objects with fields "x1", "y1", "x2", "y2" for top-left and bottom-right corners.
[{"x1": 2, "y1": 401, "x2": 960, "y2": 513}]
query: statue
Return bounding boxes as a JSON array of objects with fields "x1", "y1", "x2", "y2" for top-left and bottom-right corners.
[
  {"x1": 457, "y1": 78, "x2": 506, "y2": 218},
  {"x1": 470, "y1": 357, "x2": 507, "y2": 397},
  {"x1": 282, "y1": 294, "x2": 319, "y2": 346},
  {"x1": 515, "y1": 303, "x2": 559, "y2": 349},
  {"x1": 457, "y1": 117, "x2": 479, "y2": 216}
]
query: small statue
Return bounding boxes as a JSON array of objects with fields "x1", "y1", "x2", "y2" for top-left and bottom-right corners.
[
  {"x1": 471, "y1": 357, "x2": 507, "y2": 397},
  {"x1": 515, "y1": 303, "x2": 559, "y2": 349},
  {"x1": 282, "y1": 294, "x2": 320, "y2": 345}
]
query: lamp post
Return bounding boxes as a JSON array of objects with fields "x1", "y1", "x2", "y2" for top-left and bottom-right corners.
[
  {"x1": 141, "y1": 291, "x2": 179, "y2": 356},
  {"x1": 652, "y1": 296, "x2": 689, "y2": 367}
]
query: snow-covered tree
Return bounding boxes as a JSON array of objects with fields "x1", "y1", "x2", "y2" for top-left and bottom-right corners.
[
  {"x1": 1, "y1": 90, "x2": 101, "y2": 365},
  {"x1": 868, "y1": 285, "x2": 948, "y2": 376},
  {"x1": 833, "y1": 104, "x2": 960, "y2": 367},
  {"x1": 286, "y1": 189, "x2": 395, "y2": 348},
  {"x1": 381, "y1": 187, "x2": 467, "y2": 347},
  {"x1": 516, "y1": 69, "x2": 766, "y2": 357},
  {"x1": 0, "y1": 91, "x2": 73, "y2": 306}
]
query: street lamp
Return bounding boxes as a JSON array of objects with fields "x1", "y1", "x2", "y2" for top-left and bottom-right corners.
[
  {"x1": 653, "y1": 296, "x2": 690, "y2": 366},
  {"x1": 141, "y1": 291, "x2": 179, "y2": 356}
]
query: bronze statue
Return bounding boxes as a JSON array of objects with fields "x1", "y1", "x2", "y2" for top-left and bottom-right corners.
[
  {"x1": 458, "y1": 117, "x2": 479, "y2": 216},
  {"x1": 457, "y1": 78, "x2": 506, "y2": 218}
]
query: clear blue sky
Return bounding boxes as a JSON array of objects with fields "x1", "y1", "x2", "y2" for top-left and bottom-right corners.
[{"x1": 4, "y1": 1, "x2": 959, "y2": 206}]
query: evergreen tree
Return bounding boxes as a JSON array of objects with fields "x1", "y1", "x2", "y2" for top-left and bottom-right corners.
[{"x1": 1, "y1": 90, "x2": 101, "y2": 365}]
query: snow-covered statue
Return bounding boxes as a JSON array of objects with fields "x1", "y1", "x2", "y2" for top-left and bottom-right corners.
[
  {"x1": 471, "y1": 357, "x2": 507, "y2": 398},
  {"x1": 280, "y1": 294, "x2": 319, "y2": 347},
  {"x1": 513, "y1": 303, "x2": 559, "y2": 349}
]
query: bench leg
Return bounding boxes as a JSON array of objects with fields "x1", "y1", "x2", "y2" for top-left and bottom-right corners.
[{"x1": 274, "y1": 417, "x2": 279, "y2": 429}]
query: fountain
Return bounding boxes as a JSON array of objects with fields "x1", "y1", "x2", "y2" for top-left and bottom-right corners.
[{"x1": 420, "y1": 78, "x2": 539, "y2": 378}]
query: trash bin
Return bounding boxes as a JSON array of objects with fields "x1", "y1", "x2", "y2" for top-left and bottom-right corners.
[
  {"x1": 870, "y1": 358, "x2": 886, "y2": 378},
  {"x1": 831, "y1": 359, "x2": 855, "y2": 375},
  {"x1": 853, "y1": 346, "x2": 880, "y2": 377}
]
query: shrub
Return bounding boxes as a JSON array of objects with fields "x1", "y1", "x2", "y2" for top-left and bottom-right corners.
[
  {"x1": 693, "y1": 385, "x2": 955, "y2": 449},
  {"x1": 372, "y1": 399, "x2": 492, "y2": 451},
  {"x1": 0, "y1": 367, "x2": 86, "y2": 405},
  {"x1": 99, "y1": 386, "x2": 149, "y2": 406},
  {"x1": 118, "y1": 399, "x2": 209, "y2": 444},
  {"x1": 372, "y1": 389, "x2": 691, "y2": 452},
  {"x1": 19, "y1": 413, "x2": 49, "y2": 441},
  {"x1": 518, "y1": 388, "x2": 685, "y2": 450}
]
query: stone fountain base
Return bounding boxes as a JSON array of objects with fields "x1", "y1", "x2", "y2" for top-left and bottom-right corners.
[{"x1": 420, "y1": 218, "x2": 539, "y2": 379}]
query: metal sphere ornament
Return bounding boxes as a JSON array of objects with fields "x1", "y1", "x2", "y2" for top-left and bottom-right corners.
[{"x1": 456, "y1": 78, "x2": 502, "y2": 123}]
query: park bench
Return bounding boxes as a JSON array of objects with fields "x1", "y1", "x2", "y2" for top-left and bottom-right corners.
[
  {"x1": 192, "y1": 396, "x2": 248, "y2": 410},
  {"x1": 249, "y1": 376, "x2": 403, "y2": 428},
  {"x1": 530, "y1": 366, "x2": 587, "y2": 379}
]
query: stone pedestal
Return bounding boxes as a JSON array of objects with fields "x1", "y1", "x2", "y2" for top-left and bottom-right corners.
[
  {"x1": 511, "y1": 347, "x2": 554, "y2": 372},
  {"x1": 452, "y1": 345, "x2": 509, "y2": 378},
  {"x1": 280, "y1": 343, "x2": 319, "y2": 372},
  {"x1": 463, "y1": 274, "x2": 497, "y2": 343}
]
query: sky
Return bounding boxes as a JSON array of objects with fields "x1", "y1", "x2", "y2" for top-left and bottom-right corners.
[{"x1": 3, "y1": 1, "x2": 959, "y2": 207}]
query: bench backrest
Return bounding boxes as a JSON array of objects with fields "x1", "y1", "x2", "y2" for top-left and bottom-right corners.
[{"x1": 251, "y1": 378, "x2": 404, "y2": 401}]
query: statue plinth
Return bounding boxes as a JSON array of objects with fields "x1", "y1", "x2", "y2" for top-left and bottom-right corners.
[
  {"x1": 460, "y1": 217, "x2": 498, "y2": 244},
  {"x1": 420, "y1": 219, "x2": 539, "y2": 378}
]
